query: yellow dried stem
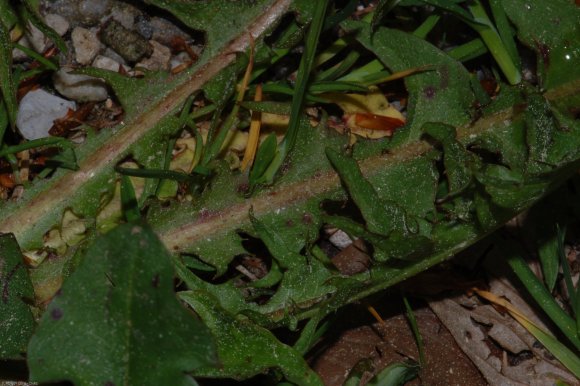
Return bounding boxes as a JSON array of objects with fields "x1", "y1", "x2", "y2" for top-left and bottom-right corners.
[
  {"x1": 237, "y1": 34, "x2": 255, "y2": 103},
  {"x1": 472, "y1": 288, "x2": 546, "y2": 333},
  {"x1": 241, "y1": 84, "x2": 263, "y2": 171},
  {"x1": 367, "y1": 305, "x2": 385, "y2": 324}
]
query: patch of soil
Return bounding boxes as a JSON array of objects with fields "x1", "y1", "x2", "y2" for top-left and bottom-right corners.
[{"x1": 311, "y1": 302, "x2": 487, "y2": 386}]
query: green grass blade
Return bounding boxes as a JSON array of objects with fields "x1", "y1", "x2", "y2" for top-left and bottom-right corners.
[
  {"x1": 489, "y1": 0, "x2": 521, "y2": 70},
  {"x1": 309, "y1": 80, "x2": 368, "y2": 93},
  {"x1": 0, "y1": 137, "x2": 72, "y2": 158},
  {"x1": 371, "y1": 0, "x2": 402, "y2": 35},
  {"x1": 403, "y1": 296, "x2": 425, "y2": 367},
  {"x1": 257, "y1": 0, "x2": 329, "y2": 184},
  {"x1": 292, "y1": 315, "x2": 322, "y2": 355},
  {"x1": 0, "y1": 99, "x2": 8, "y2": 145},
  {"x1": 517, "y1": 314, "x2": 580, "y2": 379},
  {"x1": 538, "y1": 224, "x2": 565, "y2": 293},
  {"x1": 447, "y1": 38, "x2": 488, "y2": 62},
  {"x1": 413, "y1": 14, "x2": 440, "y2": 39},
  {"x1": 467, "y1": 0, "x2": 521, "y2": 84},
  {"x1": 338, "y1": 59, "x2": 385, "y2": 82},
  {"x1": 367, "y1": 361, "x2": 419, "y2": 386},
  {"x1": 315, "y1": 49, "x2": 360, "y2": 81},
  {"x1": 507, "y1": 251, "x2": 580, "y2": 351},
  {"x1": 0, "y1": 21, "x2": 16, "y2": 130},
  {"x1": 12, "y1": 42, "x2": 58, "y2": 70},
  {"x1": 557, "y1": 225, "x2": 577, "y2": 318},
  {"x1": 120, "y1": 175, "x2": 140, "y2": 223},
  {"x1": 115, "y1": 166, "x2": 198, "y2": 183},
  {"x1": 21, "y1": 0, "x2": 67, "y2": 54}
]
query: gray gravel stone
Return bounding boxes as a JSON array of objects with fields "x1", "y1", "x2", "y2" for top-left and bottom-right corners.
[
  {"x1": 16, "y1": 89, "x2": 76, "y2": 140},
  {"x1": 44, "y1": 13, "x2": 70, "y2": 36},
  {"x1": 77, "y1": 0, "x2": 113, "y2": 26},
  {"x1": 150, "y1": 17, "x2": 191, "y2": 46},
  {"x1": 44, "y1": 0, "x2": 112, "y2": 27},
  {"x1": 136, "y1": 41, "x2": 171, "y2": 71},
  {"x1": 99, "y1": 20, "x2": 152, "y2": 63}
]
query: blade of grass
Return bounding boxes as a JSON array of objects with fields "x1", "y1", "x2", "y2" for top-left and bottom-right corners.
[
  {"x1": 413, "y1": 14, "x2": 440, "y2": 39},
  {"x1": 0, "y1": 21, "x2": 16, "y2": 131},
  {"x1": 12, "y1": 42, "x2": 58, "y2": 70},
  {"x1": 371, "y1": 0, "x2": 402, "y2": 35},
  {"x1": 447, "y1": 38, "x2": 488, "y2": 62},
  {"x1": 367, "y1": 361, "x2": 420, "y2": 386},
  {"x1": 488, "y1": 0, "x2": 520, "y2": 70},
  {"x1": 115, "y1": 166, "x2": 201, "y2": 183},
  {"x1": 506, "y1": 251, "x2": 580, "y2": 351},
  {"x1": 474, "y1": 288, "x2": 580, "y2": 378},
  {"x1": 293, "y1": 314, "x2": 325, "y2": 355},
  {"x1": 0, "y1": 137, "x2": 72, "y2": 158},
  {"x1": 202, "y1": 41, "x2": 255, "y2": 165},
  {"x1": 359, "y1": 65, "x2": 434, "y2": 86},
  {"x1": 557, "y1": 225, "x2": 578, "y2": 319},
  {"x1": 403, "y1": 296, "x2": 425, "y2": 367},
  {"x1": 467, "y1": 0, "x2": 521, "y2": 84},
  {"x1": 315, "y1": 50, "x2": 360, "y2": 81},
  {"x1": 537, "y1": 224, "x2": 563, "y2": 292},
  {"x1": 21, "y1": 0, "x2": 67, "y2": 54},
  {"x1": 120, "y1": 175, "x2": 140, "y2": 223},
  {"x1": 338, "y1": 59, "x2": 384, "y2": 83},
  {"x1": 255, "y1": 0, "x2": 329, "y2": 185},
  {"x1": 0, "y1": 98, "x2": 8, "y2": 145}
]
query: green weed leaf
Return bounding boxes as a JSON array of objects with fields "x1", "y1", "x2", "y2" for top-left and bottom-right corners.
[
  {"x1": 343, "y1": 21, "x2": 475, "y2": 141},
  {"x1": 28, "y1": 223, "x2": 215, "y2": 386},
  {"x1": 180, "y1": 290, "x2": 324, "y2": 385},
  {"x1": 0, "y1": 234, "x2": 35, "y2": 359}
]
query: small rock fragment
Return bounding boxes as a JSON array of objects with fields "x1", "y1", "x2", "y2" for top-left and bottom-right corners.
[
  {"x1": 99, "y1": 20, "x2": 152, "y2": 63},
  {"x1": 12, "y1": 22, "x2": 46, "y2": 61},
  {"x1": 110, "y1": 2, "x2": 143, "y2": 30},
  {"x1": 136, "y1": 41, "x2": 171, "y2": 71},
  {"x1": 72, "y1": 27, "x2": 101, "y2": 65},
  {"x1": 77, "y1": 0, "x2": 113, "y2": 26},
  {"x1": 135, "y1": 14, "x2": 153, "y2": 40},
  {"x1": 16, "y1": 89, "x2": 76, "y2": 140},
  {"x1": 150, "y1": 17, "x2": 191, "y2": 46},
  {"x1": 44, "y1": 14, "x2": 70, "y2": 36},
  {"x1": 328, "y1": 229, "x2": 353, "y2": 249},
  {"x1": 53, "y1": 68, "x2": 108, "y2": 102},
  {"x1": 44, "y1": 0, "x2": 112, "y2": 27},
  {"x1": 101, "y1": 47, "x2": 128, "y2": 65},
  {"x1": 92, "y1": 55, "x2": 128, "y2": 72}
]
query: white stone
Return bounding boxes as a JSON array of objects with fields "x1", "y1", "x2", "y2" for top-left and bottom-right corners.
[
  {"x1": 92, "y1": 55, "x2": 129, "y2": 72},
  {"x1": 329, "y1": 230, "x2": 353, "y2": 249},
  {"x1": 12, "y1": 22, "x2": 46, "y2": 61},
  {"x1": 16, "y1": 89, "x2": 76, "y2": 140},
  {"x1": 44, "y1": 13, "x2": 70, "y2": 36},
  {"x1": 136, "y1": 40, "x2": 171, "y2": 71},
  {"x1": 53, "y1": 68, "x2": 108, "y2": 102},
  {"x1": 72, "y1": 27, "x2": 101, "y2": 65}
]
